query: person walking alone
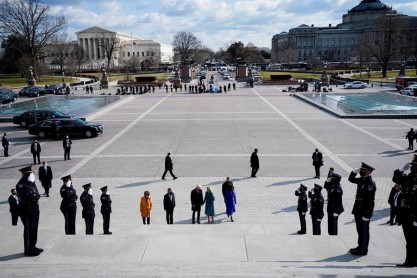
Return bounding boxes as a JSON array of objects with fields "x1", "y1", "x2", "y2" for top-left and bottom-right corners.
[
  {"x1": 30, "y1": 140, "x2": 41, "y2": 165},
  {"x1": 162, "y1": 153, "x2": 178, "y2": 180},
  {"x1": 250, "y1": 149, "x2": 259, "y2": 178},
  {"x1": 225, "y1": 184, "x2": 236, "y2": 222}
]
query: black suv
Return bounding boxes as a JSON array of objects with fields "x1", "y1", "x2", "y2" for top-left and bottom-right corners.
[
  {"x1": 29, "y1": 118, "x2": 104, "y2": 138},
  {"x1": 45, "y1": 84, "x2": 65, "y2": 95},
  {"x1": 12, "y1": 110, "x2": 71, "y2": 127}
]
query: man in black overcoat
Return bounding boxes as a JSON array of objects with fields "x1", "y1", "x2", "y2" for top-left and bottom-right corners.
[
  {"x1": 30, "y1": 140, "x2": 41, "y2": 164},
  {"x1": 191, "y1": 185, "x2": 204, "y2": 224},
  {"x1": 38, "y1": 161, "x2": 53, "y2": 197},
  {"x1": 162, "y1": 152, "x2": 178, "y2": 180},
  {"x1": 163, "y1": 187, "x2": 176, "y2": 224},
  {"x1": 312, "y1": 149, "x2": 323, "y2": 178},
  {"x1": 250, "y1": 149, "x2": 259, "y2": 178},
  {"x1": 63, "y1": 135, "x2": 72, "y2": 160},
  {"x1": 387, "y1": 183, "x2": 403, "y2": 225},
  {"x1": 8, "y1": 188, "x2": 19, "y2": 226}
]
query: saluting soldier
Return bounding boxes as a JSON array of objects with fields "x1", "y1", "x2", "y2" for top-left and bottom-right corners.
[
  {"x1": 392, "y1": 154, "x2": 417, "y2": 267},
  {"x1": 80, "y1": 183, "x2": 95, "y2": 235},
  {"x1": 308, "y1": 184, "x2": 324, "y2": 235},
  {"x1": 59, "y1": 175, "x2": 77, "y2": 235},
  {"x1": 325, "y1": 173, "x2": 344, "y2": 235},
  {"x1": 348, "y1": 162, "x2": 376, "y2": 256},
  {"x1": 100, "y1": 186, "x2": 112, "y2": 234},
  {"x1": 16, "y1": 166, "x2": 43, "y2": 256},
  {"x1": 295, "y1": 184, "x2": 308, "y2": 234}
]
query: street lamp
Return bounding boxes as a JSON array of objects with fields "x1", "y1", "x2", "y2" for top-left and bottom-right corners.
[{"x1": 62, "y1": 71, "x2": 65, "y2": 83}]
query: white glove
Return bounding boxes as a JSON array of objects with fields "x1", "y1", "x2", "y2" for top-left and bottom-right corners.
[
  {"x1": 362, "y1": 217, "x2": 370, "y2": 221},
  {"x1": 106, "y1": 190, "x2": 110, "y2": 196},
  {"x1": 28, "y1": 173, "x2": 35, "y2": 182},
  {"x1": 302, "y1": 212, "x2": 306, "y2": 215},
  {"x1": 326, "y1": 178, "x2": 332, "y2": 183},
  {"x1": 66, "y1": 181, "x2": 71, "y2": 188},
  {"x1": 333, "y1": 213, "x2": 339, "y2": 217},
  {"x1": 400, "y1": 162, "x2": 412, "y2": 172},
  {"x1": 352, "y1": 168, "x2": 360, "y2": 174},
  {"x1": 88, "y1": 188, "x2": 93, "y2": 196},
  {"x1": 413, "y1": 222, "x2": 417, "y2": 227},
  {"x1": 317, "y1": 219, "x2": 322, "y2": 222}
]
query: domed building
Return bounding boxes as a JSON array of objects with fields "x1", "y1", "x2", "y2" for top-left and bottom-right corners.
[{"x1": 271, "y1": 0, "x2": 416, "y2": 65}]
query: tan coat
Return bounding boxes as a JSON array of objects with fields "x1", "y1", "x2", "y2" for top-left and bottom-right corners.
[{"x1": 140, "y1": 196, "x2": 152, "y2": 217}]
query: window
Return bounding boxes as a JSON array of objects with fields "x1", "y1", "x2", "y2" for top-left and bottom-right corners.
[
  {"x1": 127, "y1": 52, "x2": 130, "y2": 57},
  {"x1": 137, "y1": 52, "x2": 139, "y2": 56},
  {"x1": 132, "y1": 52, "x2": 135, "y2": 57},
  {"x1": 146, "y1": 52, "x2": 149, "y2": 56},
  {"x1": 122, "y1": 52, "x2": 125, "y2": 57},
  {"x1": 142, "y1": 52, "x2": 145, "y2": 57},
  {"x1": 331, "y1": 40, "x2": 335, "y2": 46}
]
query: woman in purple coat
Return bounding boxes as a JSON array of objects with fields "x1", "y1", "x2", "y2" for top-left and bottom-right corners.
[{"x1": 225, "y1": 185, "x2": 236, "y2": 222}]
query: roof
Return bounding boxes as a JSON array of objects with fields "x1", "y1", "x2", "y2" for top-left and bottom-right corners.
[{"x1": 349, "y1": 0, "x2": 392, "y2": 14}]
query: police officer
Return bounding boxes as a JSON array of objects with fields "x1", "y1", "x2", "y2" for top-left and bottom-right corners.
[
  {"x1": 295, "y1": 184, "x2": 308, "y2": 234},
  {"x1": 392, "y1": 154, "x2": 417, "y2": 267},
  {"x1": 325, "y1": 173, "x2": 344, "y2": 235},
  {"x1": 59, "y1": 175, "x2": 77, "y2": 235},
  {"x1": 308, "y1": 184, "x2": 324, "y2": 235},
  {"x1": 100, "y1": 186, "x2": 112, "y2": 235},
  {"x1": 348, "y1": 162, "x2": 376, "y2": 256},
  {"x1": 80, "y1": 183, "x2": 95, "y2": 235},
  {"x1": 16, "y1": 166, "x2": 43, "y2": 256}
]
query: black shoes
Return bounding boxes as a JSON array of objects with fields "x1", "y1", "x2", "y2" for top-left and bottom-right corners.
[
  {"x1": 25, "y1": 247, "x2": 43, "y2": 256},
  {"x1": 396, "y1": 262, "x2": 416, "y2": 268},
  {"x1": 104, "y1": 232, "x2": 112, "y2": 235},
  {"x1": 297, "y1": 230, "x2": 306, "y2": 235},
  {"x1": 350, "y1": 247, "x2": 367, "y2": 256},
  {"x1": 173, "y1": 177, "x2": 178, "y2": 180},
  {"x1": 161, "y1": 178, "x2": 166, "y2": 180}
]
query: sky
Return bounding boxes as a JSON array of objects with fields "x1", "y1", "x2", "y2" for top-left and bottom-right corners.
[{"x1": 43, "y1": 0, "x2": 417, "y2": 51}]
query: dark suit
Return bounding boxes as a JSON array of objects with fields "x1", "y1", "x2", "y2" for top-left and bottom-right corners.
[
  {"x1": 388, "y1": 187, "x2": 403, "y2": 225},
  {"x1": 8, "y1": 194, "x2": 19, "y2": 225},
  {"x1": 250, "y1": 151, "x2": 259, "y2": 177},
  {"x1": 2, "y1": 134, "x2": 9, "y2": 157},
  {"x1": 312, "y1": 151, "x2": 323, "y2": 178},
  {"x1": 80, "y1": 192, "x2": 95, "y2": 235},
  {"x1": 100, "y1": 193, "x2": 112, "y2": 234},
  {"x1": 60, "y1": 184, "x2": 77, "y2": 234},
  {"x1": 191, "y1": 188, "x2": 204, "y2": 224},
  {"x1": 163, "y1": 192, "x2": 176, "y2": 224},
  {"x1": 30, "y1": 142, "x2": 41, "y2": 164},
  {"x1": 162, "y1": 155, "x2": 177, "y2": 179},
  {"x1": 38, "y1": 166, "x2": 53, "y2": 196},
  {"x1": 62, "y1": 138, "x2": 72, "y2": 160},
  {"x1": 295, "y1": 190, "x2": 308, "y2": 234}
]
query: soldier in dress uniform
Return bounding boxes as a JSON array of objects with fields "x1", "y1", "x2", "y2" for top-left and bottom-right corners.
[
  {"x1": 324, "y1": 173, "x2": 344, "y2": 235},
  {"x1": 100, "y1": 186, "x2": 112, "y2": 234},
  {"x1": 80, "y1": 183, "x2": 95, "y2": 235},
  {"x1": 348, "y1": 162, "x2": 376, "y2": 256},
  {"x1": 16, "y1": 166, "x2": 43, "y2": 256},
  {"x1": 392, "y1": 154, "x2": 417, "y2": 267},
  {"x1": 308, "y1": 184, "x2": 324, "y2": 235},
  {"x1": 295, "y1": 184, "x2": 308, "y2": 234},
  {"x1": 59, "y1": 175, "x2": 77, "y2": 235}
]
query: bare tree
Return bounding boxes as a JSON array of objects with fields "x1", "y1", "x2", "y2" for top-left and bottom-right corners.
[
  {"x1": 193, "y1": 45, "x2": 214, "y2": 65},
  {"x1": 0, "y1": 0, "x2": 67, "y2": 75},
  {"x1": 172, "y1": 31, "x2": 201, "y2": 63},
  {"x1": 48, "y1": 33, "x2": 72, "y2": 73},
  {"x1": 242, "y1": 43, "x2": 265, "y2": 64},
  {"x1": 275, "y1": 39, "x2": 297, "y2": 65},
  {"x1": 98, "y1": 33, "x2": 120, "y2": 69},
  {"x1": 71, "y1": 44, "x2": 86, "y2": 72}
]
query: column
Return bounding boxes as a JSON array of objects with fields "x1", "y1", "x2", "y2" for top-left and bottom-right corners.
[{"x1": 84, "y1": 38, "x2": 89, "y2": 59}]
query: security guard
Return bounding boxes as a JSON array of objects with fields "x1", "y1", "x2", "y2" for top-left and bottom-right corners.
[
  {"x1": 295, "y1": 184, "x2": 308, "y2": 234},
  {"x1": 16, "y1": 166, "x2": 43, "y2": 256},
  {"x1": 325, "y1": 173, "x2": 344, "y2": 235},
  {"x1": 59, "y1": 175, "x2": 77, "y2": 235},
  {"x1": 348, "y1": 162, "x2": 376, "y2": 256},
  {"x1": 100, "y1": 186, "x2": 112, "y2": 235},
  {"x1": 308, "y1": 184, "x2": 324, "y2": 235},
  {"x1": 392, "y1": 154, "x2": 417, "y2": 267},
  {"x1": 80, "y1": 183, "x2": 95, "y2": 235}
]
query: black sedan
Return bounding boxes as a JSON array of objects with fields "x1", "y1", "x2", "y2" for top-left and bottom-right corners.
[
  {"x1": 29, "y1": 118, "x2": 104, "y2": 138},
  {"x1": 13, "y1": 110, "x2": 71, "y2": 128},
  {"x1": 19, "y1": 86, "x2": 46, "y2": 97},
  {"x1": 45, "y1": 84, "x2": 65, "y2": 94},
  {"x1": 0, "y1": 88, "x2": 17, "y2": 104}
]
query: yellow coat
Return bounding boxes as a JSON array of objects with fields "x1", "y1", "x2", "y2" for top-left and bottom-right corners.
[{"x1": 140, "y1": 196, "x2": 152, "y2": 217}]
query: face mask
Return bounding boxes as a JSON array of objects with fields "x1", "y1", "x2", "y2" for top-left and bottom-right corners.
[
  {"x1": 359, "y1": 171, "x2": 367, "y2": 177},
  {"x1": 106, "y1": 190, "x2": 110, "y2": 196},
  {"x1": 88, "y1": 188, "x2": 93, "y2": 195},
  {"x1": 28, "y1": 173, "x2": 35, "y2": 182},
  {"x1": 66, "y1": 181, "x2": 72, "y2": 187}
]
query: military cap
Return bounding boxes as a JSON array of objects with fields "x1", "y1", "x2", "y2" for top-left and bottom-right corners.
[
  {"x1": 360, "y1": 162, "x2": 375, "y2": 172},
  {"x1": 19, "y1": 166, "x2": 32, "y2": 173},
  {"x1": 100, "y1": 186, "x2": 108, "y2": 191},
  {"x1": 300, "y1": 184, "x2": 308, "y2": 190},
  {"x1": 61, "y1": 175, "x2": 72, "y2": 181},
  {"x1": 412, "y1": 154, "x2": 417, "y2": 165},
  {"x1": 82, "y1": 183, "x2": 92, "y2": 189},
  {"x1": 330, "y1": 173, "x2": 342, "y2": 182},
  {"x1": 314, "y1": 184, "x2": 323, "y2": 190}
]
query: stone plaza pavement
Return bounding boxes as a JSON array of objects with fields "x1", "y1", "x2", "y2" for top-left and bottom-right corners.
[{"x1": 0, "y1": 82, "x2": 416, "y2": 277}]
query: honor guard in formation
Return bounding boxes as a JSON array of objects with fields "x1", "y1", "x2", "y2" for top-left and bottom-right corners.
[
  {"x1": 16, "y1": 166, "x2": 43, "y2": 256},
  {"x1": 392, "y1": 154, "x2": 417, "y2": 267},
  {"x1": 80, "y1": 183, "x2": 95, "y2": 234},
  {"x1": 60, "y1": 175, "x2": 77, "y2": 235},
  {"x1": 348, "y1": 162, "x2": 376, "y2": 256},
  {"x1": 324, "y1": 173, "x2": 344, "y2": 235},
  {"x1": 308, "y1": 184, "x2": 324, "y2": 235},
  {"x1": 295, "y1": 184, "x2": 308, "y2": 234},
  {"x1": 100, "y1": 186, "x2": 112, "y2": 234}
]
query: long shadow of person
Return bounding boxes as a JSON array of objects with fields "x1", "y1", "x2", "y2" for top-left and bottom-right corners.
[{"x1": 117, "y1": 179, "x2": 161, "y2": 189}]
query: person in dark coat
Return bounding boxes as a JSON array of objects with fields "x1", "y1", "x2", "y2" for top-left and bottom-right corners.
[
  {"x1": 163, "y1": 187, "x2": 176, "y2": 224},
  {"x1": 387, "y1": 183, "x2": 403, "y2": 225},
  {"x1": 406, "y1": 128, "x2": 415, "y2": 150},
  {"x1": 100, "y1": 186, "x2": 112, "y2": 234},
  {"x1": 308, "y1": 184, "x2": 324, "y2": 235},
  {"x1": 348, "y1": 162, "x2": 376, "y2": 256},
  {"x1": 222, "y1": 177, "x2": 233, "y2": 201},
  {"x1": 162, "y1": 153, "x2": 178, "y2": 180},
  {"x1": 250, "y1": 148, "x2": 259, "y2": 178},
  {"x1": 392, "y1": 154, "x2": 417, "y2": 267},
  {"x1": 16, "y1": 166, "x2": 43, "y2": 256},
  {"x1": 325, "y1": 173, "x2": 344, "y2": 235},
  {"x1": 63, "y1": 135, "x2": 72, "y2": 160},
  {"x1": 38, "y1": 161, "x2": 53, "y2": 197},
  {"x1": 2, "y1": 132, "x2": 9, "y2": 157},
  {"x1": 30, "y1": 140, "x2": 41, "y2": 164},
  {"x1": 225, "y1": 185, "x2": 236, "y2": 222},
  {"x1": 8, "y1": 188, "x2": 19, "y2": 226},
  {"x1": 295, "y1": 184, "x2": 308, "y2": 234},
  {"x1": 80, "y1": 183, "x2": 95, "y2": 235},
  {"x1": 60, "y1": 175, "x2": 77, "y2": 235},
  {"x1": 191, "y1": 185, "x2": 204, "y2": 224},
  {"x1": 312, "y1": 149, "x2": 323, "y2": 178}
]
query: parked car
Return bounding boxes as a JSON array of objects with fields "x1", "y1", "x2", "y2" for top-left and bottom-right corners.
[
  {"x1": 45, "y1": 84, "x2": 65, "y2": 94},
  {"x1": 12, "y1": 110, "x2": 72, "y2": 128},
  {"x1": 19, "y1": 86, "x2": 46, "y2": 97},
  {"x1": 29, "y1": 118, "x2": 104, "y2": 138},
  {"x1": 400, "y1": 87, "x2": 416, "y2": 96},
  {"x1": 343, "y1": 81, "x2": 368, "y2": 89},
  {"x1": 0, "y1": 88, "x2": 17, "y2": 104}
]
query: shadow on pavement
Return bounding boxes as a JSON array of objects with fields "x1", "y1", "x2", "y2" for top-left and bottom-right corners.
[
  {"x1": 117, "y1": 179, "x2": 161, "y2": 189},
  {"x1": 0, "y1": 253, "x2": 25, "y2": 261},
  {"x1": 268, "y1": 177, "x2": 315, "y2": 187},
  {"x1": 272, "y1": 205, "x2": 297, "y2": 214},
  {"x1": 379, "y1": 150, "x2": 411, "y2": 158}
]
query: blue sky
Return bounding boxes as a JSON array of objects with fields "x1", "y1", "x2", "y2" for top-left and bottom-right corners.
[{"x1": 44, "y1": 0, "x2": 417, "y2": 50}]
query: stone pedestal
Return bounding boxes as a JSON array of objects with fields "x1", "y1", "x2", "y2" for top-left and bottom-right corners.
[
  {"x1": 100, "y1": 68, "x2": 109, "y2": 89},
  {"x1": 180, "y1": 64, "x2": 192, "y2": 83},
  {"x1": 173, "y1": 70, "x2": 181, "y2": 88},
  {"x1": 27, "y1": 67, "x2": 36, "y2": 86},
  {"x1": 397, "y1": 63, "x2": 406, "y2": 77},
  {"x1": 320, "y1": 66, "x2": 329, "y2": 86},
  {"x1": 236, "y1": 64, "x2": 248, "y2": 82}
]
